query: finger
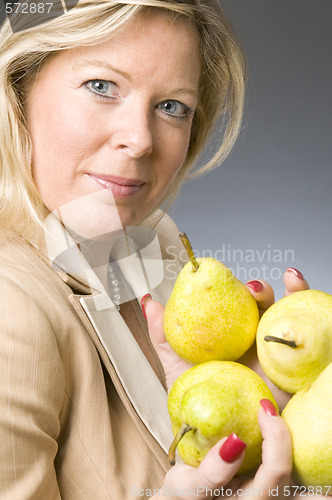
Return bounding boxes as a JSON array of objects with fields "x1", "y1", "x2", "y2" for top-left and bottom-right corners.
[
  {"x1": 283, "y1": 267, "x2": 309, "y2": 296},
  {"x1": 246, "y1": 280, "x2": 275, "y2": 316},
  {"x1": 142, "y1": 296, "x2": 166, "y2": 345},
  {"x1": 167, "y1": 434, "x2": 246, "y2": 496},
  {"x1": 143, "y1": 298, "x2": 174, "y2": 363},
  {"x1": 143, "y1": 298, "x2": 191, "y2": 389},
  {"x1": 253, "y1": 403, "x2": 293, "y2": 495},
  {"x1": 199, "y1": 434, "x2": 246, "y2": 486}
]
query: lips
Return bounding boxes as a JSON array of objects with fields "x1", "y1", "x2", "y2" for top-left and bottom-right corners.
[{"x1": 87, "y1": 173, "x2": 145, "y2": 197}]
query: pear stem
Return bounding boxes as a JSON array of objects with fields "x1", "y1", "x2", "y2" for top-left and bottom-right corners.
[
  {"x1": 264, "y1": 335, "x2": 298, "y2": 348},
  {"x1": 168, "y1": 423, "x2": 192, "y2": 466},
  {"x1": 179, "y1": 233, "x2": 199, "y2": 272}
]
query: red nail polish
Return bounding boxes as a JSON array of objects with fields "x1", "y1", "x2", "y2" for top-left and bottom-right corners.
[
  {"x1": 246, "y1": 280, "x2": 264, "y2": 293},
  {"x1": 141, "y1": 294, "x2": 152, "y2": 321},
  {"x1": 286, "y1": 267, "x2": 304, "y2": 280},
  {"x1": 219, "y1": 433, "x2": 247, "y2": 463},
  {"x1": 260, "y1": 399, "x2": 279, "y2": 416}
]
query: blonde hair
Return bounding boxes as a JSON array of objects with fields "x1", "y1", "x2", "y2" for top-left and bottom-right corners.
[{"x1": 0, "y1": 0, "x2": 245, "y2": 239}]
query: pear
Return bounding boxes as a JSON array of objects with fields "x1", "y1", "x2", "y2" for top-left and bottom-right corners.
[
  {"x1": 167, "y1": 360, "x2": 278, "y2": 474},
  {"x1": 163, "y1": 233, "x2": 259, "y2": 364},
  {"x1": 256, "y1": 289, "x2": 332, "y2": 393},
  {"x1": 281, "y1": 363, "x2": 332, "y2": 491}
]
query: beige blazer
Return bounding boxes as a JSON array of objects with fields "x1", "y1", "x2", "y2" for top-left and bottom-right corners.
[{"x1": 0, "y1": 211, "x2": 186, "y2": 499}]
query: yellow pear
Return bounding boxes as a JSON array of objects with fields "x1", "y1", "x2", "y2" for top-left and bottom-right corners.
[
  {"x1": 167, "y1": 360, "x2": 278, "y2": 474},
  {"x1": 281, "y1": 363, "x2": 332, "y2": 491},
  {"x1": 257, "y1": 289, "x2": 332, "y2": 393},
  {"x1": 163, "y1": 233, "x2": 259, "y2": 364}
]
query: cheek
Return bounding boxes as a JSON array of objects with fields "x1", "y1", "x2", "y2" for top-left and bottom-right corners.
[
  {"x1": 30, "y1": 101, "x2": 93, "y2": 169},
  {"x1": 158, "y1": 126, "x2": 192, "y2": 181},
  {"x1": 27, "y1": 77, "x2": 102, "y2": 175},
  {"x1": 27, "y1": 101, "x2": 92, "y2": 211}
]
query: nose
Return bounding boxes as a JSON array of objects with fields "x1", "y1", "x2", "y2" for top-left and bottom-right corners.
[{"x1": 110, "y1": 104, "x2": 153, "y2": 158}]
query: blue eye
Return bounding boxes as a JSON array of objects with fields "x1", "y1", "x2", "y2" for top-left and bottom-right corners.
[
  {"x1": 158, "y1": 100, "x2": 191, "y2": 118},
  {"x1": 85, "y1": 80, "x2": 120, "y2": 99}
]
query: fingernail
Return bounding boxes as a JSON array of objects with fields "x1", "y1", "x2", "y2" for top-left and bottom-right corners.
[
  {"x1": 141, "y1": 294, "x2": 152, "y2": 321},
  {"x1": 286, "y1": 267, "x2": 304, "y2": 280},
  {"x1": 260, "y1": 399, "x2": 279, "y2": 416},
  {"x1": 246, "y1": 280, "x2": 264, "y2": 293},
  {"x1": 219, "y1": 433, "x2": 247, "y2": 463}
]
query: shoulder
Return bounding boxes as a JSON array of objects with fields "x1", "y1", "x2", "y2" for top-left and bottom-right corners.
[
  {"x1": 0, "y1": 233, "x2": 68, "y2": 294},
  {"x1": 0, "y1": 233, "x2": 49, "y2": 278},
  {"x1": 0, "y1": 235, "x2": 66, "y2": 394},
  {"x1": 0, "y1": 234, "x2": 61, "y2": 328},
  {"x1": 0, "y1": 235, "x2": 78, "y2": 337}
]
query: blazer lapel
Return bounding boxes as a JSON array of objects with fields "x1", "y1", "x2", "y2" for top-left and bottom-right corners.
[{"x1": 69, "y1": 291, "x2": 174, "y2": 455}]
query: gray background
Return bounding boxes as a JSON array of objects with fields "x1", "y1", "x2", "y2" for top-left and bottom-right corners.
[{"x1": 169, "y1": 0, "x2": 332, "y2": 300}]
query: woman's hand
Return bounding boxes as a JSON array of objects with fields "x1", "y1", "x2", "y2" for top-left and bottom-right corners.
[
  {"x1": 151, "y1": 401, "x2": 299, "y2": 499},
  {"x1": 145, "y1": 267, "x2": 320, "y2": 499}
]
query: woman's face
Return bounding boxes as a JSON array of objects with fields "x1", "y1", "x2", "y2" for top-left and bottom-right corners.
[{"x1": 26, "y1": 10, "x2": 201, "y2": 236}]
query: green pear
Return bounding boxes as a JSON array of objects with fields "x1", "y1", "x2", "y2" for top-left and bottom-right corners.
[
  {"x1": 281, "y1": 363, "x2": 332, "y2": 492},
  {"x1": 167, "y1": 360, "x2": 278, "y2": 474},
  {"x1": 256, "y1": 290, "x2": 332, "y2": 393},
  {"x1": 163, "y1": 233, "x2": 259, "y2": 364}
]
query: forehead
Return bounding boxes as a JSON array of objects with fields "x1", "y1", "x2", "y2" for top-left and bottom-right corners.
[
  {"x1": 101, "y1": 8, "x2": 200, "y2": 52},
  {"x1": 42, "y1": 9, "x2": 201, "y2": 82}
]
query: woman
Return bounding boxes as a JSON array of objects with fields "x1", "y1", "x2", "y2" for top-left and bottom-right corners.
[{"x1": 0, "y1": 0, "x2": 313, "y2": 498}]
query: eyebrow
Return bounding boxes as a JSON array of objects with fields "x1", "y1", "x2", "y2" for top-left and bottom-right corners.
[
  {"x1": 72, "y1": 59, "x2": 131, "y2": 80},
  {"x1": 72, "y1": 59, "x2": 199, "y2": 96}
]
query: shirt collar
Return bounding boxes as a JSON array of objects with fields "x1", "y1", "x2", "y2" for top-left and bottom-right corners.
[{"x1": 41, "y1": 212, "x2": 166, "y2": 304}]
